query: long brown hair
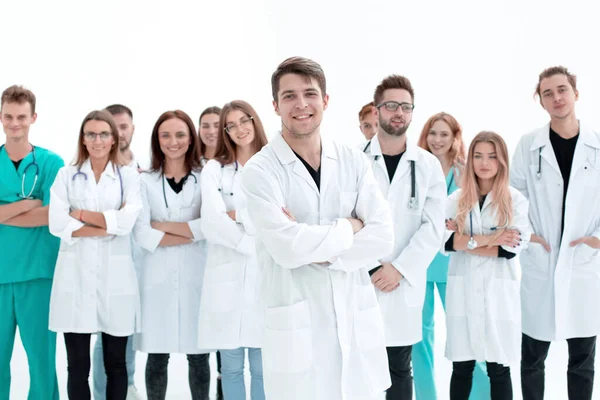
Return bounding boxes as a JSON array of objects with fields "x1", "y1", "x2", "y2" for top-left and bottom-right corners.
[
  {"x1": 198, "y1": 106, "x2": 222, "y2": 157},
  {"x1": 417, "y1": 112, "x2": 466, "y2": 169},
  {"x1": 149, "y1": 110, "x2": 201, "y2": 173},
  {"x1": 73, "y1": 110, "x2": 121, "y2": 168},
  {"x1": 455, "y1": 131, "x2": 513, "y2": 239},
  {"x1": 214, "y1": 100, "x2": 268, "y2": 165}
]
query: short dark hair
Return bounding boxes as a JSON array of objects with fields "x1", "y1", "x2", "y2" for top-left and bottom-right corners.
[
  {"x1": 535, "y1": 66, "x2": 577, "y2": 98},
  {"x1": 271, "y1": 56, "x2": 326, "y2": 103},
  {"x1": 1, "y1": 85, "x2": 36, "y2": 114},
  {"x1": 105, "y1": 104, "x2": 133, "y2": 119},
  {"x1": 374, "y1": 75, "x2": 415, "y2": 106}
]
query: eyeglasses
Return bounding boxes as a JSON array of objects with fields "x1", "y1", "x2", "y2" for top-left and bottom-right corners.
[
  {"x1": 225, "y1": 116, "x2": 253, "y2": 134},
  {"x1": 83, "y1": 131, "x2": 112, "y2": 142},
  {"x1": 376, "y1": 101, "x2": 415, "y2": 113}
]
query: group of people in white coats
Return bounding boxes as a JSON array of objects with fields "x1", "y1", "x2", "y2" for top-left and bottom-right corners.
[{"x1": 1, "y1": 57, "x2": 600, "y2": 400}]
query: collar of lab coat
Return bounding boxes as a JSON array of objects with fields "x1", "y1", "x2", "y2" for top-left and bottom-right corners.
[
  {"x1": 271, "y1": 131, "x2": 338, "y2": 165},
  {"x1": 80, "y1": 159, "x2": 118, "y2": 180},
  {"x1": 530, "y1": 121, "x2": 600, "y2": 151},
  {"x1": 368, "y1": 133, "x2": 419, "y2": 161}
]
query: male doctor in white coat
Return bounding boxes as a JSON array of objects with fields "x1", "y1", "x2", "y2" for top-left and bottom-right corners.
[
  {"x1": 511, "y1": 66, "x2": 600, "y2": 400},
  {"x1": 364, "y1": 75, "x2": 446, "y2": 399},
  {"x1": 241, "y1": 56, "x2": 395, "y2": 400}
]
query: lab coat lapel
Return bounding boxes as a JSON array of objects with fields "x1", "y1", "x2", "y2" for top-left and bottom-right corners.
[
  {"x1": 531, "y1": 124, "x2": 561, "y2": 178},
  {"x1": 319, "y1": 138, "x2": 337, "y2": 196},
  {"x1": 570, "y1": 123, "x2": 600, "y2": 179},
  {"x1": 271, "y1": 133, "x2": 320, "y2": 197}
]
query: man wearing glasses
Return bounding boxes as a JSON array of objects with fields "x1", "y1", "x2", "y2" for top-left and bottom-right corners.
[
  {"x1": 0, "y1": 85, "x2": 64, "y2": 399},
  {"x1": 364, "y1": 75, "x2": 446, "y2": 399}
]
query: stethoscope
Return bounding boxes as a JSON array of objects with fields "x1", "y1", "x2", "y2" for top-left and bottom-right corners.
[
  {"x1": 536, "y1": 147, "x2": 543, "y2": 179},
  {"x1": 363, "y1": 140, "x2": 418, "y2": 210},
  {"x1": 161, "y1": 171, "x2": 198, "y2": 209},
  {"x1": 466, "y1": 204, "x2": 510, "y2": 249},
  {"x1": 1, "y1": 144, "x2": 39, "y2": 199},
  {"x1": 218, "y1": 161, "x2": 238, "y2": 197},
  {"x1": 72, "y1": 166, "x2": 124, "y2": 205}
]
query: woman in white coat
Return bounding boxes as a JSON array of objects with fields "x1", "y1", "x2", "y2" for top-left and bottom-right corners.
[
  {"x1": 198, "y1": 106, "x2": 221, "y2": 167},
  {"x1": 198, "y1": 100, "x2": 267, "y2": 400},
  {"x1": 48, "y1": 110, "x2": 142, "y2": 400},
  {"x1": 443, "y1": 131, "x2": 530, "y2": 400},
  {"x1": 133, "y1": 110, "x2": 210, "y2": 400}
]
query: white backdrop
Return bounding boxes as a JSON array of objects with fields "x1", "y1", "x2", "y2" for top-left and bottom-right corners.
[{"x1": 2, "y1": 0, "x2": 599, "y2": 398}]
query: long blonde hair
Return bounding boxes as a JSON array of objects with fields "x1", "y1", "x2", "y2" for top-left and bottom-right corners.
[{"x1": 455, "y1": 131, "x2": 513, "y2": 238}]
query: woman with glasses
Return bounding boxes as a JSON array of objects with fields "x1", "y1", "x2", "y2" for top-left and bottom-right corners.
[
  {"x1": 133, "y1": 110, "x2": 210, "y2": 400},
  {"x1": 198, "y1": 106, "x2": 221, "y2": 167},
  {"x1": 48, "y1": 110, "x2": 142, "y2": 400},
  {"x1": 197, "y1": 100, "x2": 268, "y2": 400}
]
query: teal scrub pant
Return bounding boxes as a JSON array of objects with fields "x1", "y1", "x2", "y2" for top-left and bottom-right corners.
[
  {"x1": 412, "y1": 281, "x2": 491, "y2": 400},
  {"x1": 0, "y1": 279, "x2": 59, "y2": 400}
]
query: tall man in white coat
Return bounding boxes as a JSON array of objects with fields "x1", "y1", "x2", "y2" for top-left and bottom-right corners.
[
  {"x1": 511, "y1": 66, "x2": 600, "y2": 400},
  {"x1": 364, "y1": 75, "x2": 446, "y2": 399},
  {"x1": 241, "y1": 56, "x2": 395, "y2": 400}
]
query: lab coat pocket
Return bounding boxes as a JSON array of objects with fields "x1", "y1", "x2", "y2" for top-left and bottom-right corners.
[
  {"x1": 520, "y1": 242, "x2": 549, "y2": 278},
  {"x1": 445, "y1": 276, "x2": 467, "y2": 317},
  {"x1": 489, "y1": 280, "x2": 520, "y2": 322},
  {"x1": 109, "y1": 256, "x2": 136, "y2": 295},
  {"x1": 201, "y1": 263, "x2": 241, "y2": 312},
  {"x1": 354, "y1": 303, "x2": 386, "y2": 352},
  {"x1": 53, "y1": 251, "x2": 79, "y2": 292},
  {"x1": 572, "y1": 244, "x2": 599, "y2": 268},
  {"x1": 402, "y1": 279, "x2": 423, "y2": 308},
  {"x1": 263, "y1": 299, "x2": 313, "y2": 374}
]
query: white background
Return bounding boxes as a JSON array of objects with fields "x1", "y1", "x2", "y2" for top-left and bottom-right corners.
[{"x1": 2, "y1": 0, "x2": 599, "y2": 398}]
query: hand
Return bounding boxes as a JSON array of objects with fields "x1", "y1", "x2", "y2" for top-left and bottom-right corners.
[
  {"x1": 570, "y1": 236, "x2": 600, "y2": 250},
  {"x1": 531, "y1": 234, "x2": 551, "y2": 252},
  {"x1": 226, "y1": 210, "x2": 236, "y2": 221},
  {"x1": 491, "y1": 229, "x2": 521, "y2": 248},
  {"x1": 69, "y1": 209, "x2": 82, "y2": 221},
  {"x1": 371, "y1": 262, "x2": 402, "y2": 293},
  {"x1": 445, "y1": 218, "x2": 458, "y2": 232},
  {"x1": 282, "y1": 207, "x2": 296, "y2": 222},
  {"x1": 347, "y1": 218, "x2": 364, "y2": 234}
]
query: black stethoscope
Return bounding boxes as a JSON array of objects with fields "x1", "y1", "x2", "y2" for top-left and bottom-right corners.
[
  {"x1": 1, "y1": 144, "x2": 39, "y2": 199},
  {"x1": 536, "y1": 147, "x2": 543, "y2": 179},
  {"x1": 364, "y1": 140, "x2": 417, "y2": 210},
  {"x1": 161, "y1": 171, "x2": 198, "y2": 209},
  {"x1": 72, "y1": 165, "x2": 124, "y2": 206},
  {"x1": 218, "y1": 161, "x2": 238, "y2": 197}
]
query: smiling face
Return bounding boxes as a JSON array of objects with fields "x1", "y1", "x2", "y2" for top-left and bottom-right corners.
[
  {"x1": 273, "y1": 73, "x2": 329, "y2": 138},
  {"x1": 224, "y1": 109, "x2": 255, "y2": 148},
  {"x1": 359, "y1": 111, "x2": 378, "y2": 140},
  {"x1": 158, "y1": 117, "x2": 192, "y2": 162},
  {"x1": 1, "y1": 101, "x2": 37, "y2": 141},
  {"x1": 199, "y1": 112, "x2": 220, "y2": 148},
  {"x1": 82, "y1": 120, "x2": 115, "y2": 162},
  {"x1": 426, "y1": 119, "x2": 454, "y2": 158},
  {"x1": 112, "y1": 112, "x2": 135, "y2": 151}
]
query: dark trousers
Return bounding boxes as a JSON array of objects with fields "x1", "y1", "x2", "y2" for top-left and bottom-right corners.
[
  {"x1": 521, "y1": 333, "x2": 596, "y2": 400},
  {"x1": 386, "y1": 345, "x2": 413, "y2": 399},
  {"x1": 64, "y1": 332, "x2": 128, "y2": 400},
  {"x1": 145, "y1": 353, "x2": 210, "y2": 400},
  {"x1": 451, "y1": 360, "x2": 512, "y2": 399}
]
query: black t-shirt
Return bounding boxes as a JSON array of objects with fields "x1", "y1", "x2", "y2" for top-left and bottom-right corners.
[
  {"x1": 549, "y1": 127, "x2": 579, "y2": 235},
  {"x1": 382, "y1": 152, "x2": 404, "y2": 181},
  {"x1": 293, "y1": 151, "x2": 321, "y2": 190},
  {"x1": 166, "y1": 175, "x2": 189, "y2": 194},
  {"x1": 12, "y1": 159, "x2": 23, "y2": 170}
]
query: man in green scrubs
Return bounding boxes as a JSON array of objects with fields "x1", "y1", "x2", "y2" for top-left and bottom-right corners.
[{"x1": 0, "y1": 85, "x2": 64, "y2": 400}]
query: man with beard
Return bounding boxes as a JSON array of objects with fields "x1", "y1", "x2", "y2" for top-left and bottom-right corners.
[
  {"x1": 92, "y1": 104, "x2": 143, "y2": 400},
  {"x1": 364, "y1": 75, "x2": 446, "y2": 399}
]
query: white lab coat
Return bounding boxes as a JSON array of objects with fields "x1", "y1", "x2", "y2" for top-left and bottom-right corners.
[
  {"x1": 133, "y1": 170, "x2": 208, "y2": 354},
  {"x1": 364, "y1": 135, "x2": 446, "y2": 346},
  {"x1": 241, "y1": 133, "x2": 395, "y2": 400},
  {"x1": 511, "y1": 122, "x2": 600, "y2": 341},
  {"x1": 48, "y1": 160, "x2": 142, "y2": 336},
  {"x1": 197, "y1": 159, "x2": 263, "y2": 350},
  {"x1": 443, "y1": 188, "x2": 530, "y2": 365}
]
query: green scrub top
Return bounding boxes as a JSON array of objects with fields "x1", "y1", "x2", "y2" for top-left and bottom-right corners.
[
  {"x1": 426, "y1": 167, "x2": 460, "y2": 283},
  {"x1": 0, "y1": 145, "x2": 64, "y2": 284}
]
